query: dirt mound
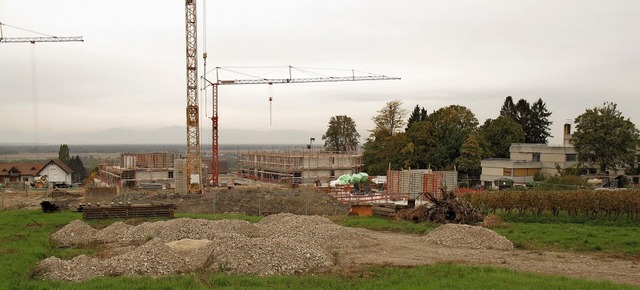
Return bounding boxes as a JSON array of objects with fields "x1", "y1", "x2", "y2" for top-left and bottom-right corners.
[
  {"x1": 478, "y1": 214, "x2": 510, "y2": 228},
  {"x1": 423, "y1": 224, "x2": 514, "y2": 251},
  {"x1": 111, "y1": 187, "x2": 349, "y2": 216},
  {"x1": 50, "y1": 220, "x2": 98, "y2": 246}
]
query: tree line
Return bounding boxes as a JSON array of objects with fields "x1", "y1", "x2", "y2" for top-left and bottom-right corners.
[{"x1": 321, "y1": 97, "x2": 639, "y2": 178}]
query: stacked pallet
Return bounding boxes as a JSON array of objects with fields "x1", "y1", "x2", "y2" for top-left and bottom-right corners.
[
  {"x1": 386, "y1": 169, "x2": 457, "y2": 195},
  {"x1": 372, "y1": 203, "x2": 409, "y2": 218},
  {"x1": 80, "y1": 203, "x2": 177, "y2": 219}
]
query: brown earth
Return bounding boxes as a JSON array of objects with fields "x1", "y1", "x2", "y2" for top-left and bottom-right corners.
[{"x1": 3, "y1": 187, "x2": 639, "y2": 285}]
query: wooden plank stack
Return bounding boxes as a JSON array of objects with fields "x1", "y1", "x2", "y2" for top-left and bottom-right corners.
[
  {"x1": 79, "y1": 203, "x2": 177, "y2": 219},
  {"x1": 372, "y1": 203, "x2": 410, "y2": 218}
]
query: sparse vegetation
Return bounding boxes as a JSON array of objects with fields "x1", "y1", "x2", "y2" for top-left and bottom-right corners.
[{"x1": 1, "y1": 210, "x2": 639, "y2": 288}]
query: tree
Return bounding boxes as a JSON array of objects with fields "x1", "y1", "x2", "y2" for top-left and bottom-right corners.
[
  {"x1": 68, "y1": 155, "x2": 87, "y2": 183},
  {"x1": 363, "y1": 100, "x2": 410, "y2": 174},
  {"x1": 58, "y1": 144, "x2": 70, "y2": 163},
  {"x1": 456, "y1": 132, "x2": 485, "y2": 178},
  {"x1": 406, "y1": 104, "x2": 428, "y2": 131},
  {"x1": 480, "y1": 115, "x2": 525, "y2": 158},
  {"x1": 371, "y1": 100, "x2": 408, "y2": 138},
  {"x1": 571, "y1": 102, "x2": 640, "y2": 173},
  {"x1": 499, "y1": 96, "x2": 517, "y2": 118},
  {"x1": 528, "y1": 98, "x2": 553, "y2": 143},
  {"x1": 425, "y1": 105, "x2": 479, "y2": 170},
  {"x1": 322, "y1": 115, "x2": 360, "y2": 152},
  {"x1": 499, "y1": 96, "x2": 553, "y2": 143}
]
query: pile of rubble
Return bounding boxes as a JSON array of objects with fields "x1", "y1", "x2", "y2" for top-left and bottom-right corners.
[
  {"x1": 39, "y1": 214, "x2": 370, "y2": 281},
  {"x1": 39, "y1": 214, "x2": 512, "y2": 281},
  {"x1": 423, "y1": 224, "x2": 514, "y2": 251}
]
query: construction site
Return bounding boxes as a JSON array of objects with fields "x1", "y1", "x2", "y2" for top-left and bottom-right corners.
[{"x1": 237, "y1": 147, "x2": 363, "y2": 186}]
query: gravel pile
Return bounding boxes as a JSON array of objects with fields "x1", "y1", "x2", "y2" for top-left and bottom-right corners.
[
  {"x1": 39, "y1": 214, "x2": 362, "y2": 281},
  {"x1": 41, "y1": 215, "x2": 514, "y2": 281},
  {"x1": 257, "y1": 213, "x2": 372, "y2": 249},
  {"x1": 423, "y1": 224, "x2": 514, "y2": 251},
  {"x1": 50, "y1": 220, "x2": 98, "y2": 246}
]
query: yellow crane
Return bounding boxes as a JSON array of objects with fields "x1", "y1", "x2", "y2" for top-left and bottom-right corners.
[{"x1": 184, "y1": 0, "x2": 201, "y2": 193}]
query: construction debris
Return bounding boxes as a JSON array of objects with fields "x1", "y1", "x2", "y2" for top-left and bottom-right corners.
[{"x1": 397, "y1": 191, "x2": 484, "y2": 225}]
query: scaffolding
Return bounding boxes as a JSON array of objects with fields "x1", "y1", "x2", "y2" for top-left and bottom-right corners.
[
  {"x1": 237, "y1": 147, "x2": 363, "y2": 185},
  {"x1": 98, "y1": 152, "x2": 176, "y2": 189}
]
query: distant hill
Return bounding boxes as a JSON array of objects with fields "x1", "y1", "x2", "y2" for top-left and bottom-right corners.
[{"x1": 0, "y1": 127, "x2": 325, "y2": 145}]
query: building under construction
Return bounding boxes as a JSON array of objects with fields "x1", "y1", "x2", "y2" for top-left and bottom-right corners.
[
  {"x1": 98, "y1": 152, "x2": 176, "y2": 189},
  {"x1": 237, "y1": 147, "x2": 363, "y2": 185}
]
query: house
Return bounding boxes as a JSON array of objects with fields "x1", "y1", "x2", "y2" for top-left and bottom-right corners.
[
  {"x1": 480, "y1": 124, "x2": 579, "y2": 189},
  {"x1": 0, "y1": 162, "x2": 45, "y2": 189},
  {"x1": 38, "y1": 159, "x2": 74, "y2": 187}
]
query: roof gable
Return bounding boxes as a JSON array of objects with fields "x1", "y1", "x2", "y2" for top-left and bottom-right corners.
[{"x1": 39, "y1": 159, "x2": 74, "y2": 174}]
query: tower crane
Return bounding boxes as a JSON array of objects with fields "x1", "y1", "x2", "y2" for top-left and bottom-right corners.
[
  {"x1": 0, "y1": 22, "x2": 83, "y2": 43},
  {"x1": 204, "y1": 66, "x2": 400, "y2": 186},
  {"x1": 0, "y1": 22, "x2": 83, "y2": 154},
  {"x1": 184, "y1": 0, "x2": 201, "y2": 193}
]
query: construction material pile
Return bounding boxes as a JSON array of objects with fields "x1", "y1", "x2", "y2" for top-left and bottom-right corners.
[
  {"x1": 422, "y1": 224, "x2": 514, "y2": 250},
  {"x1": 38, "y1": 214, "x2": 373, "y2": 281},
  {"x1": 397, "y1": 191, "x2": 484, "y2": 224}
]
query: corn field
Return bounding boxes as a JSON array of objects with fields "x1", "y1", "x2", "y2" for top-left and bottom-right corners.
[{"x1": 458, "y1": 189, "x2": 640, "y2": 220}]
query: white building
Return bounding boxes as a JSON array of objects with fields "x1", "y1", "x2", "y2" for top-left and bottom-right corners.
[{"x1": 38, "y1": 159, "x2": 74, "y2": 186}]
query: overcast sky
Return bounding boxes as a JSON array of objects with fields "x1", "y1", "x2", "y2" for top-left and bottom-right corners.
[{"x1": 1, "y1": 0, "x2": 639, "y2": 145}]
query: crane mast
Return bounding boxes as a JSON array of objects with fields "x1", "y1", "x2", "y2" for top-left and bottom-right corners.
[
  {"x1": 184, "y1": 0, "x2": 201, "y2": 193},
  {"x1": 206, "y1": 68, "x2": 400, "y2": 186}
]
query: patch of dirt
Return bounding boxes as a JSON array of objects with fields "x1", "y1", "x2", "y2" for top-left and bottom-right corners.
[
  {"x1": 38, "y1": 215, "x2": 640, "y2": 286},
  {"x1": 112, "y1": 187, "x2": 349, "y2": 215}
]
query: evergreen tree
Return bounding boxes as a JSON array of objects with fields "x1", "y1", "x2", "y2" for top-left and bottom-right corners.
[
  {"x1": 406, "y1": 104, "x2": 428, "y2": 131},
  {"x1": 528, "y1": 98, "x2": 553, "y2": 143},
  {"x1": 68, "y1": 155, "x2": 88, "y2": 183},
  {"x1": 58, "y1": 144, "x2": 70, "y2": 163},
  {"x1": 499, "y1": 96, "x2": 553, "y2": 144},
  {"x1": 499, "y1": 96, "x2": 517, "y2": 118}
]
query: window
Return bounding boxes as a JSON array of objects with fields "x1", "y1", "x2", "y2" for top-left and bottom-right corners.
[
  {"x1": 513, "y1": 169, "x2": 527, "y2": 177},
  {"x1": 566, "y1": 154, "x2": 577, "y2": 162},
  {"x1": 532, "y1": 153, "x2": 541, "y2": 162},
  {"x1": 168, "y1": 171, "x2": 174, "y2": 179},
  {"x1": 527, "y1": 168, "x2": 540, "y2": 176},
  {"x1": 503, "y1": 168, "x2": 512, "y2": 176}
]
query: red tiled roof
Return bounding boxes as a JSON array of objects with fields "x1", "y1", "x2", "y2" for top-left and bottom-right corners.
[{"x1": 0, "y1": 162, "x2": 45, "y2": 177}]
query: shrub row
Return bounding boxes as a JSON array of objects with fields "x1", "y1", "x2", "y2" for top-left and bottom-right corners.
[{"x1": 458, "y1": 189, "x2": 640, "y2": 220}]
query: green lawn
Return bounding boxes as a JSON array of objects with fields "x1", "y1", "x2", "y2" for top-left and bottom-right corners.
[{"x1": 1, "y1": 210, "x2": 639, "y2": 289}]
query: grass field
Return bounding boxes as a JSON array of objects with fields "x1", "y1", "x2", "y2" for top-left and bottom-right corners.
[{"x1": 1, "y1": 210, "x2": 639, "y2": 289}]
